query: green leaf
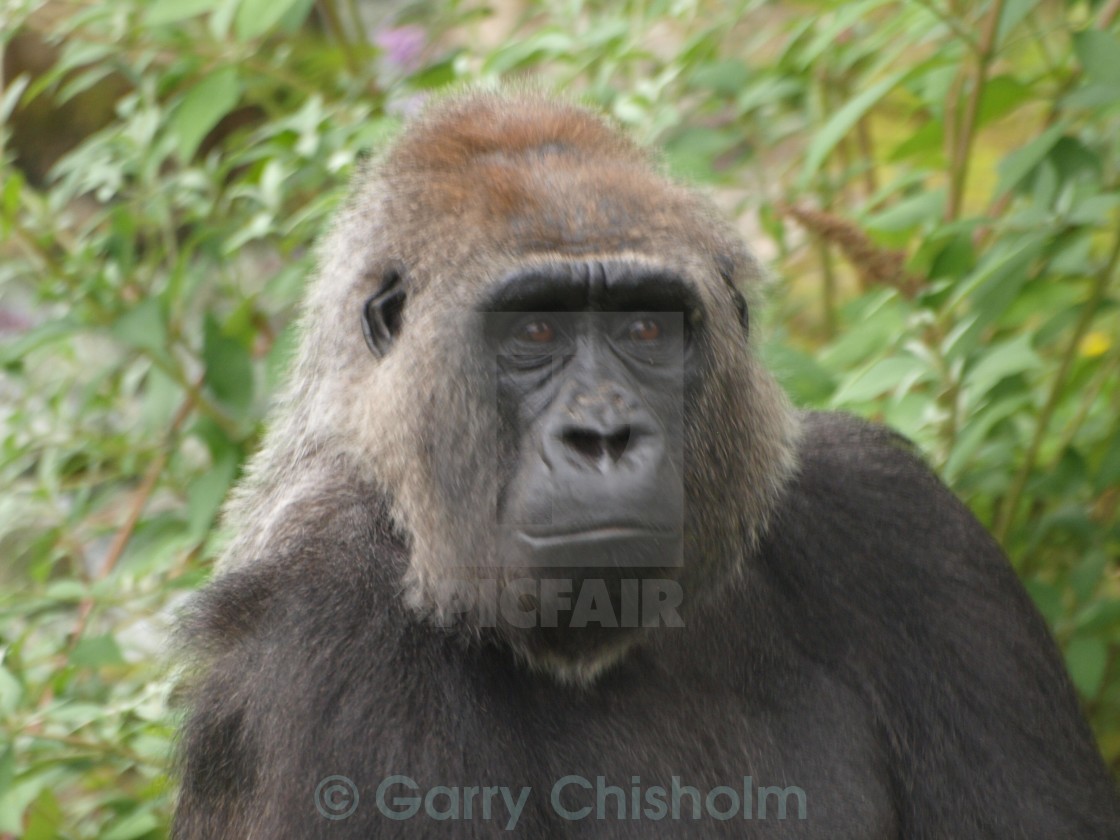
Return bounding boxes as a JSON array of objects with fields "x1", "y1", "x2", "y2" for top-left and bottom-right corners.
[
  {"x1": 171, "y1": 68, "x2": 241, "y2": 162},
  {"x1": 43, "y1": 580, "x2": 87, "y2": 602},
  {"x1": 1070, "y1": 551, "x2": 1110, "y2": 604},
  {"x1": 265, "y1": 320, "x2": 300, "y2": 392},
  {"x1": 22, "y1": 788, "x2": 62, "y2": 840},
  {"x1": 925, "y1": 231, "x2": 975, "y2": 281},
  {"x1": 830, "y1": 356, "x2": 927, "y2": 405},
  {"x1": 1096, "y1": 432, "x2": 1120, "y2": 493},
  {"x1": 141, "y1": 366, "x2": 183, "y2": 433},
  {"x1": 761, "y1": 342, "x2": 837, "y2": 406},
  {"x1": 209, "y1": 0, "x2": 240, "y2": 38},
  {"x1": 691, "y1": 59, "x2": 751, "y2": 95},
  {"x1": 1075, "y1": 599, "x2": 1120, "y2": 635},
  {"x1": 1062, "y1": 82, "x2": 1120, "y2": 108},
  {"x1": 234, "y1": 0, "x2": 306, "y2": 40},
  {"x1": 817, "y1": 290, "x2": 908, "y2": 371},
  {"x1": 481, "y1": 30, "x2": 575, "y2": 74},
  {"x1": 977, "y1": 75, "x2": 1031, "y2": 126},
  {"x1": 664, "y1": 126, "x2": 736, "y2": 181},
  {"x1": 962, "y1": 334, "x2": 1040, "y2": 392},
  {"x1": 943, "y1": 394, "x2": 1030, "y2": 483},
  {"x1": 70, "y1": 634, "x2": 126, "y2": 668},
  {"x1": 0, "y1": 669, "x2": 22, "y2": 717},
  {"x1": 0, "y1": 74, "x2": 31, "y2": 126},
  {"x1": 995, "y1": 0, "x2": 1037, "y2": 46},
  {"x1": 1, "y1": 165, "x2": 22, "y2": 217},
  {"x1": 203, "y1": 315, "x2": 254, "y2": 416},
  {"x1": 799, "y1": 70, "x2": 908, "y2": 187},
  {"x1": 0, "y1": 320, "x2": 76, "y2": 367},
  {"x1": 944, "y1": 238, "x2": 1044, "y2": 357},
  {"x1": 1049, "y1": 136, "x2": 1100, "y2": 183},
  {"x1": 187, "y1": 450, "x2": 238, "y2": 541},
  {"x1": 1074, "y1": 30, "x2": 1120, "y2": 88},
  {"x1": 1025, "y1": 579, "x2": 1063, "y2": 625},
  {"x1": 146, "y1": 0, "x2": 221, "y2": 25},
  {"x1": 407, "y1": 57, "x2": 459, "y2": 91},
  {"x1": 994, "y1": 123, "x2": 1066, "y2": 198},
  {"x1": 1066, "y1": 192, "x2": 1120, "y2": 226},
  {"x1": 888, "y1": 121, "x2": 943, "y2": 162},
  {"x1": 101, "y1": 809, "x2": 161, "y2": 840},
  {"x1": 1064, "y1": 637, "x2": 1108, "y2": 698},
  {"x1": 112, "y1": 299, "x2": 168, "y2": 356},
  {"x1": 864, "y1": 189, "x2": 944, "y2": 232},
  {"x1": 276, "y1": 0, "x2": 315, "y2": 32}
]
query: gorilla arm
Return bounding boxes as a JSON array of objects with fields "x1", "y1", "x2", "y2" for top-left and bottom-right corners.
[{"x1": 762, "y1": 411, "x2": 1120, "y2": 837}]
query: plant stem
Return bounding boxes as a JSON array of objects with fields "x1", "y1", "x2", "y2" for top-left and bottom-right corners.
[
  {"x1": 856, "y1": 113, "x2": 877, "y2": 197},
  {"x1": 66, "y1": 387, "x2": 199, "y2": 644},
  {"x1": 994, "y1": 228, "x2": 1120, "y2": 543},
  {"x1": 947, "y1": 0, "x2": 1006, "y2": 221},
  {"x1": 1051, "y1": 351, "x2": 1120, "y2": 459},
  {"x1": 1101, "y1": 0, "x2": 1120, "y2": 28},
  {"x1": 912, "y1": 0, "x2": 981, "y2": 51},
  {"x1": 818, "y1": 240, "x2": 838, "y2": 339},
  {"x1": 344, "y1": 0, "x2": 368, "y2": 45},
  {"x1": 316, "y1": 0, "x2": 362, "y2": 75}
]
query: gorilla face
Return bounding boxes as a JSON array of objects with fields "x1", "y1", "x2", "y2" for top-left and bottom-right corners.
[
  {"x1": 474, "y1": 261, "x2": 697, "y2": 662},
  {"x1": 363, "y1": 249, "x2": 769, "y2": 676},
  {"x1": 486, "y1": 261, "x2": 693, "y2": 570}
]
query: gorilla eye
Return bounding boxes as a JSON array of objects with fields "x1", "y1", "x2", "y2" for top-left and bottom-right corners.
[
  {"x1": 627, "y1": 318, "x2": 662, "y2": 343},
  {"x1": 516, "y1": 319, "x2": 556, "y2": 344}
]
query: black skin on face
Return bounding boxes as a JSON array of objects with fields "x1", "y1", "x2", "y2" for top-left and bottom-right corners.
[
  {"x1": 485, "y1": 262, "x2": 691, "y2": 568},
  {"x1": 480, "y1": 262, "x2": 694, "y2": 662}
]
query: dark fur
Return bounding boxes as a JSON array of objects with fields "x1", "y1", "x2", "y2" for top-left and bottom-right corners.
[{"x1": 173, "y1": 93, "x2": 1120, "y2": 837}]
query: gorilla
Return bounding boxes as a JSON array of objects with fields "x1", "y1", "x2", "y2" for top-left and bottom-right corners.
[{"x1": 172, "y1": 91, "x2": 1120, "y2": 838}]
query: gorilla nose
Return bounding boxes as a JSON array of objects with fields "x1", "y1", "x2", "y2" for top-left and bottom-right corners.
[{"x1": 561, "y1": 424, "x2": 632, "y2": 466}]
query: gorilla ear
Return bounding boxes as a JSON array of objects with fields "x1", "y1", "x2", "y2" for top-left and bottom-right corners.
[
  {"x1": 727, "y1": 286, "x2": 749, "y2": 333},
  {"x1": 716, "y1": 255, "x2": 750, "y2": 334},
  {"x1": 361, "y1": 270, "x2": 407, "y2": 357}
]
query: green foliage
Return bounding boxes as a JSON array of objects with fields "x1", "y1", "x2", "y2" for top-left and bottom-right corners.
[{"x1": 1, "y1": 0, "x2": 1118, "y2": 834}]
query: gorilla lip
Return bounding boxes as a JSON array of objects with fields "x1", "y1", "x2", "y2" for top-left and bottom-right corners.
[
  {"x1": 518, "y1": 525, "x2": 677, "y2": 543},
  {"x1": 516, "y1": 526, "x2": 683, "y2": 568}
]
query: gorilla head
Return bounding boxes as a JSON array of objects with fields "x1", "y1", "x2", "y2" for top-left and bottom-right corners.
[{"x1": 219, "y1": 92, "x2": 797, "y2": 682}]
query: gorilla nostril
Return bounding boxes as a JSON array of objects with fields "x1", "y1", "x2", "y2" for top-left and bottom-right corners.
[
  {"x1": 562, "y1": 428, "x2": 603, "y2": 462},
  {"x1": 605, "y1": 427, "x2": 631, "y2": 462},
  {"x1": 561, "y1": 426, "x2": 631, "y2": 465}
]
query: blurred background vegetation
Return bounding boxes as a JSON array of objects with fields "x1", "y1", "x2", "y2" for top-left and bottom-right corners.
[{"x1": 1, "y1": 0, "x2": 1118, "y2": 835}]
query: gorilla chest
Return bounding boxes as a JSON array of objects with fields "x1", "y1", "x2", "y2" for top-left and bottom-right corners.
[{"x1": 374, "y1": 658, "x2": 897, "y2": 839}]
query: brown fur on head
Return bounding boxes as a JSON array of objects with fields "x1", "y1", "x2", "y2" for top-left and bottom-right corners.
[{"x1": 216, "y1": 90, "x2": 799, "y2": 683}]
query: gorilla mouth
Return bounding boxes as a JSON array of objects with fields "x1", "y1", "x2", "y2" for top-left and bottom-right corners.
[
  {"x1": 518, "y1": 525, "x2": 678, "y2": 544},
  {"x1": 515, "y1": 525, "x2": 682, "y2": 569}
]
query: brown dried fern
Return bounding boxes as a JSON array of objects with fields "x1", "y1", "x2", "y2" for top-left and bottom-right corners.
[{"x1": 778, "y1": 203, "x2": 924, "y2": 298}]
